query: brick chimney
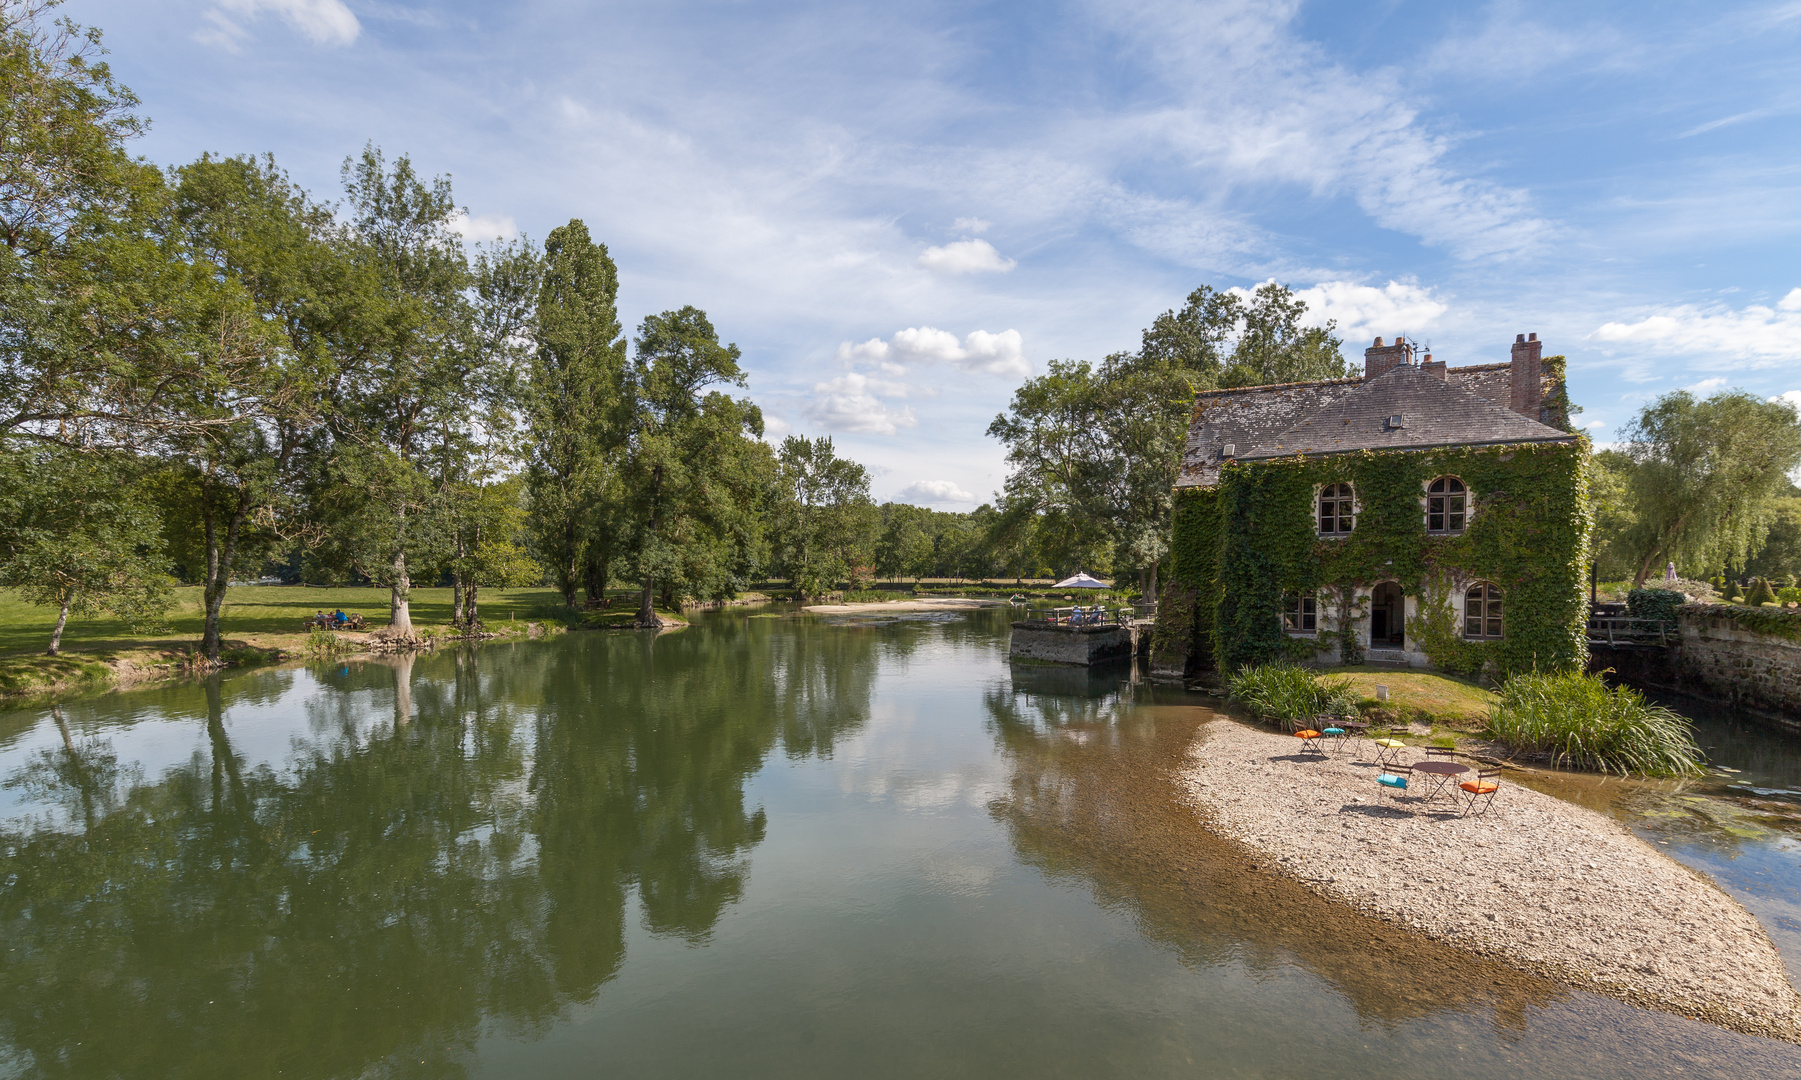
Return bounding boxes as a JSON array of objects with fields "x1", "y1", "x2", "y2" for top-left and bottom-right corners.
[
  {"x1": 1509, "y1": 333, "x2": 1543, "y2": 418},
  {"x1": 1364, "y1": 335, "x2": 1411, "y2": 379},
  {"x1": 1420, "y1": 353, "x2": 1446, "y2": 379}
]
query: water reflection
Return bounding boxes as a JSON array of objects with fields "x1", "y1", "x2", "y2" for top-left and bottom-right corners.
[
  {"x1": 0, "y1": 616, "x2": 884, "y2": 1079},
  {"x1": 985, "y1": 681, "x2": 1572, "y2": 1035}
]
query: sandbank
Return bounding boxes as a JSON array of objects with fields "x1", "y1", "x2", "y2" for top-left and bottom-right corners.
[
  {"x1": 1181, "y1": 718, "x2": 1801, "y2": 1042},
  {"x1": 804, "y1": 598, "x2": 1011, "y2": 614}
]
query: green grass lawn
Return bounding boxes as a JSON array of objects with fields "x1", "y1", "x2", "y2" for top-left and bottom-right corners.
[
  {"x1": 0, "y1": 585, "x2": 578, "y2": 658},
  {"x1": 1330, "y1": 666, "x2": 1499, "y2": 728}
]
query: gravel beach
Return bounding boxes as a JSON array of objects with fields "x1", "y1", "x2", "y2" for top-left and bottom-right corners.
[{"x1": 1180, "y1": 718, "x2": 1801, "y2": 1042}]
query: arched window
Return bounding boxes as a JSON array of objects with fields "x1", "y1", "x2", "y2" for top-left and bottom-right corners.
[
  {"x1": 1318, "y1": 483, "x2": 1355, "y2": 535},
  {"x1": 1427, "y1": 477, "x2": 1468, "y2": 534},
  {"x1": 1464, "y1": 583, "x2": 1503, "y2": 639}
]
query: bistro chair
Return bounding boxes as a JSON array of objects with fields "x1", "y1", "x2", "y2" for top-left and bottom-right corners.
[
  {"x1": 1376, "y1": 763, "x2": 1414, "y2": 804},
  {"x1": 1423, "y1": 747, "x2": 1459, "y2": 763},
  {"x1": 1459, "y1": 768, "x2": 1502, "y2": 817},
  {"x1": 1371, "y1": 737, "x2": 1408, "y2": 770},
  {"x1": 1313, "y1": 714, "x2": 1349, "y2": 755},
  {"x1": 1292, "y1": 725, "x2": 1328, "y2": 757}
]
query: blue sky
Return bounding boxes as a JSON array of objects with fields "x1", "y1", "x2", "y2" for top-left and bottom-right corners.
[{"x1": 80, "y1": 0, "x2": 1801, "y2": 505}]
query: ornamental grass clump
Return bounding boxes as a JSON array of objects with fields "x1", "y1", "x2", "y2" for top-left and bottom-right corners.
[
  {"x1": 1484, "y1": 671, "x2": 1704, "y2": 777},
  {"x1": 1226, "y1": 664, "x2": 1358, "y2": 725}
]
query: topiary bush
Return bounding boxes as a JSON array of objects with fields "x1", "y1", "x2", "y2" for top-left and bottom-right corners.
[
  {"x1": 1484, "y1": 671, "x2": 1703, "y2": 777},
  {"x1": 1626, "y1": 587, "x2": 1685, "y2": 622},
  {"x1": 1746, "y1": 577, "x2": 1779, "y2": 605},
  {"x1": 1720, "y1": 579, "x2": 1743, "y2": 602}
]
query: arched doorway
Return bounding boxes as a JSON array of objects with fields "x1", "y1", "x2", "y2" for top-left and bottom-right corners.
[{"x1": 1370, "y1": 582, "x2": 1405, "y2": 648}]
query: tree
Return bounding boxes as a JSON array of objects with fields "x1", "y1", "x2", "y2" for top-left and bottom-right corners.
[
  {"x1": 1743, "y1": 485, "x2": 1801, "y2": 583},
  {"x1": 316, "y1": 146, "x2": 471, "y2": 636},
  {"x1": 0, "y1": 2, "x2": 232, "y2": 449},
  {"x1": 991, "y1": 281, "x2": 1345, "y2": 598},
  {"x1": 439, "y1": 236, "x2": 540, "y2": 628},
  {"x1": 163, "y1": 153, "x2": 339, "y2": 660},
  {"x1": 618, "y1": 307, "x2": 768, "y2": 626},
  {"x1": 874, "y1": 506, "x2": 931, "y2": 582},
  {"x1": 1615, "y1": 390, "x2": 1801, "y2": 586},
  {"x1": 0, "y1": 448, "x2": 168, "y2": 653},
  {"x1": 771, "y1": 435, "x2": 875, "y2": 596},
  {"x1": 522, "y1": 219, "x2": 627, "y2": 607}
]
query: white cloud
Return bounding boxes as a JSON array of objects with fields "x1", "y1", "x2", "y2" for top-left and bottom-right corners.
[
  {"x1": 1773, "y1": 390, "x2": 1801, "y2": 415},
  {"x1": 1590, "y1": 288, "x2": 1801, "y2": 367},
  {"x1": 1237, "y1": 279, "x2": 1448, "y2": 345},
  {"x1": 1088, "y1": 0, "x2": 1554, "y2": 261},
  {"x1": 918, "y1": 238, "x2": 1016, "y2": 274},
  {"x1": 449, "y1": 212, "x2": 520, "y2": 242},
  {"x1": 809, "y1": 373, "x2": 918, "y2": 435},
  {"x1": 836, "y1": 327, "x2": 1029, "y2": 379},
  {"x1": 951, "y1": 217, "x2": 991, "y2": 234},
  {"x1": 203, "y1": 0, "x2": 361, "y2": 48},
  {"x1": 1685, "y1": 377, "x2": 1730, "y2": 394},
  {"x1": 898, "y1": 480, "x2": 977, "y2": 505}
]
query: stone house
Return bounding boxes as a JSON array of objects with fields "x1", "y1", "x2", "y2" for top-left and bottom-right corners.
[{"x1": 1156, "y1": 333, "x2": 1590, "y2": 676}]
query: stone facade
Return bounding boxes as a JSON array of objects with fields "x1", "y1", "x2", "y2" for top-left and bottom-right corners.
[{"x1": 1675, "y1": 606, "x2": 1801, "y2": 724}]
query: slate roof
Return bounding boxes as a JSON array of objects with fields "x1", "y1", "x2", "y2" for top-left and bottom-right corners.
[{"x1": 1175, "y1": 361, "x2": 1579, "y2": 490}]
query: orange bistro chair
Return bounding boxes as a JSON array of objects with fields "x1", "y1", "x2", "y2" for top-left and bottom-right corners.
[
  {"x1": 1460, "y1": 767, "x2": 1502, "y2": 817},
  {"x1": 1293, "y1": 725, "x2": 1328, "y2": 758}
]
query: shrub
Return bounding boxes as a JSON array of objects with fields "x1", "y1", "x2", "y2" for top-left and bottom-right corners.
[
  {"x1": 1746, "y1": 577, "x2": 1778, "y2": 606},
  {"x1": 1626, "y1": 587, "x2": 1685, "y2": 622},
  {"x1": 1226, "y1": 664, "x2": 1358, "y2": 725},
  {"x1": 1484, "y1": 671, "x2": 1703, "y2": 777},
  {"x1": 1778, "y1": 586, "x2": 1801, "y2": 605},
  {"x1": 305, "y1": 630, "x2": 355, "y2": 657},
  {"x1": 1720, "y1": 579, "x2": 1743, "y2": 602}
]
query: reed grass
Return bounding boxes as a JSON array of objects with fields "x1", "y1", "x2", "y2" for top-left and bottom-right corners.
[
  {"x1": 1225, "y1": 664, "x2": 1359, "y2": 725},
  {"x1": 1484, "y1": 671, "x2": 1704, "y2": 777}
]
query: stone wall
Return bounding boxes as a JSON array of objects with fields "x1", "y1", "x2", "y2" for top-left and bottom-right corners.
[
  {"x1": 1675, "y1": 605, "x2": 1801, "y2": 723},
  {"x1": 1008, "y1": 623, "x2": 1135, "y2": 666}
]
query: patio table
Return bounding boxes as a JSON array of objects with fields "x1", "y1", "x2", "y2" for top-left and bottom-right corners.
[{"x1": 1410, "y1": 760, "x2": 1470, "y2": 806}]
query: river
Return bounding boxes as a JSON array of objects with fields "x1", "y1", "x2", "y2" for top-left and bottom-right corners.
[{"x1": 1, "y1": 605, "x2": 1797, "y2": 1078}]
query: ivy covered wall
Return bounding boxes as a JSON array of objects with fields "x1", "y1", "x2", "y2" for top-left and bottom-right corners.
[{"x1": 1156, "y1": 440, "x2": 1592, "y2": 677}]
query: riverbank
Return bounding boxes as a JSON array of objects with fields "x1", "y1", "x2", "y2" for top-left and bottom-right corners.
[
  {"x1": 1179, "y1": 718, "x2": 1801, "y2": 1042},
  {"x1": 803, "y1": 598, "x2": 1011, "y2": 614}
]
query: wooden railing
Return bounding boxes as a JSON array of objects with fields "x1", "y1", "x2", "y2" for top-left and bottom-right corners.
[{"x1": 1586, "y1": 617, "x2": 1675, "y2": 646}]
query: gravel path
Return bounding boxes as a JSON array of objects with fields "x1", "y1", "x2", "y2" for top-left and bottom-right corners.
[{"x1": 1180, "y1": 718, "x2": 1801, "y2": 1042}]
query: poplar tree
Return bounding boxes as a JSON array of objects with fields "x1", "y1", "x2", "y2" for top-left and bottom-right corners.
[
  {"x1": 618, "y1": 308, "x2": 768, "y2": 626},
  {"x1": 771, "y1": 435, "x2": 875, "y2": 597},
  {"x1": 522, "y1": 220, "x2": 627, "y2": 607}
]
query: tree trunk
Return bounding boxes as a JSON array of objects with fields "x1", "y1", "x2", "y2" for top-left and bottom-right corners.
[
  {"x1": 47, "y1": 596, "x2": 70, "y2": 656},
  {"x1": 466, "y1": 581, "x2": 480, "y2": 630},
  {"x1": 637, "y1": 578, "x2": 657, "y2": 626},
  {"x1": 390, "y1": 549, "x2": 414, "y2": 635},
  {"x1": 1145, "y1": 562, "x2": 1159, "y2": 612},
  {"x1": 201, "y1": 491, "x2": 251, "y2": 663}
]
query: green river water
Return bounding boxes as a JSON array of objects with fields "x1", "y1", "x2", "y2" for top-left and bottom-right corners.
[{"x1": 2, "y1": 605, "x2": 1799, "y2": 1078}]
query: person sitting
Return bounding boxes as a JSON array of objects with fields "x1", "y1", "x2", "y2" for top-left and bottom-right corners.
[{"x1": 333, "y1": 609, "x2": 347, "y2": 627}]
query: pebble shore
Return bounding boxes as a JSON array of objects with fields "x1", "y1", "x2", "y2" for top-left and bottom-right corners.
[{"x1": 1180, "y1": 719, "x2": 1801, "y2": 1042}]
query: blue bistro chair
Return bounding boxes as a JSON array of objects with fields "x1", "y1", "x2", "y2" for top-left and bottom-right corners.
[
  {"x1": 1315, "y1": 714, "x2": 1348, "y2": 755},
  {"x1": 1377, "y1": 763, "x2": 1414, "y2": 804}
]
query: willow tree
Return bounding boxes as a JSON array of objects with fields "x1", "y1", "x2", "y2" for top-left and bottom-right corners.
[
  {"x1": 1616, "y1": 390, "x2": 1801, "y2": 586},
  {"x1": 522, "y1": 219, "x2": 627, "y2": 607}
]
